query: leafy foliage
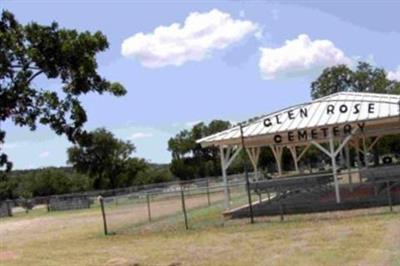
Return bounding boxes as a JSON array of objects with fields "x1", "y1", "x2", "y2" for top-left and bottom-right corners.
[
  {"x1": 168, "y1": 120, "x2": 231, "y2": 179},
  {"x1": 0, "y1": 10, "x2": 126, "y2": 172},
  {"x1": 311, "y1": 61, "x2": 400, "y2": 166},
  {"x1": 311, "y1": 62, "x2": 400, "y2": 99},
  {"x1": 67, "y1": 128, "x2": 136, "y2": 189}
]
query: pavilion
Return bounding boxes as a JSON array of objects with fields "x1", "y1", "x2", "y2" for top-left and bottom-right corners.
[{"x1": 197, "y1": 92, "x2": 400, "y2": 210}]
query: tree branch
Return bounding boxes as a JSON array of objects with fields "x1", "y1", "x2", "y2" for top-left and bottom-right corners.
[
  {"x1": 11, "y1": 65, "x2": 40, "y2": 70},
  {"x1": 27, "y1": 70, "x2": 44, "y2": 84}
]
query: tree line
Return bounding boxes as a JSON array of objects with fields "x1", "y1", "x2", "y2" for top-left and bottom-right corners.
[{"x1": 1, "y1": 10, "x2": 400, "y2": 200}]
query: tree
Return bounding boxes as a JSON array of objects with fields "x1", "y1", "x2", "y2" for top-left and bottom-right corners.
[
  {"x1": 67, "y1": 128, "x2": 135, "y2": 189},
  {"x1": 116, "y1": 158, "x2": 149, "y2": 187},
  {"x1": 0, "y1": 10, "x2": 126, "y2": 172},
  {"x1": 311, "y1": 65, "x2": 353, "y2": 99},
  {"x1": 134, "y1": 166, "x2": 173, "y2": 185},
  {"x1": 311, "y1": 62, "x2": 400, "y2": 99},
  {"x1": 311, "y1": 62, "x2": 400, "y2": 165},
  {"x1": 168, "y1": 120, "x2": 231, "y2": 179}
]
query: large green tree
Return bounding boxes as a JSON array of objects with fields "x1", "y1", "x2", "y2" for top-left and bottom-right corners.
[
  {"x1": 67, "y1": 128, "x2": 136, "y2": 189},
  {"x1": 311, "y1": 62, "x2": 400, "y2": 165},
  {"x1": 168, "y1": 120, "x2": 231, "y2": 179},
  {"x1": 311, "y1": 62, "x2": 400, "y2": 99},
  {"x1": 0, "y1": 10, "x2": 125, "y2": 173}
]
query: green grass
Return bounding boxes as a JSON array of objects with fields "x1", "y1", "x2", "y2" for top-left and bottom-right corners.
[{"x1": 1, "y1": 197, "x2": 400, "y2": 266}]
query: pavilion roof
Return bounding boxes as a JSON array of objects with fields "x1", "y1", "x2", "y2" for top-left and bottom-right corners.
[{"x1": 197, "y1": 92, "x2": 400, "y2": 147}]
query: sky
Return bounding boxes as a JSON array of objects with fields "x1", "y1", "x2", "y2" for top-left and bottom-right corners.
[{"x1": 1, "y1": 0, "x2": 400, "y2": 169}]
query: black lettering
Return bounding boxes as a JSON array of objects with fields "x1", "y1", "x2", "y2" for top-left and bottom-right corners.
[
  {"x1": 300, "y1": 108, "x2": 308, "y2": 118},
  {"x1": 327, "y1": 104, "x2": 335, "y2": 114},
  {"x1": 368, "y1": 103, "x2": 375, "y2": 114},
  {"x1": 274, "y1": 135, "x2": 282, "y2": 143},
  {"x1": 333, "y1": 127, "x2": 340, "y2": 136},
  {"x1": 343, "y1": 124, "x2": 352, "y2": 135},
  {"x1": 263, "y1": 118, "x2": 272, "y2": 127},
  {"x1": 354, "y1": 104, "x2": 360, "y2": 114},
  {"x1": 311, "y1": 129, "x2": 318, "y2": 139},
  {"x1": 339, "y1": 104, "x2": 348, "y2": 113},
  {"x1": 298, "y1": 130, "x2": 308, "y2": 141},
  {"x1": 288, "y1": 110, "x2": 295, "y2": 120},
  {"x1": 288, "y1": 131, "x2": 295, "y2": 142},
  {"x1": 357, "y1": 122, "x2": 366, "y2": 132},
  {"x1": 320, "y1": 127, "x2": 329, "y2": 137},
  {"x1": 276, "y1": 115, "x2": 282, "y2": 124}
]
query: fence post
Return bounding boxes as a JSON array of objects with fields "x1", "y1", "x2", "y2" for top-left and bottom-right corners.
[
  {"x1": 98, "y1": 196, "x2": 108, "y2": 235},
  {"x1": 206, "y1": 178, "x2": 211, "y2": 206},
  {"x1": 279, "y1": 202, "x2": 285, "y2": 222},
  {"x1": 6, "y1": 200, "x2": 12, "y2": 217},
  {"x1": 386, "y1": 181, "x2": 393, "y2": 212},
  {"x1": 46, "y1": 197, "x2": 50, "y2": 212},
  {"x1": 180, "y1": 186, "x2": 189, "y2": 230},
  {"x1": 146, "y1": 193, "x2": 152, "y2": 222}
]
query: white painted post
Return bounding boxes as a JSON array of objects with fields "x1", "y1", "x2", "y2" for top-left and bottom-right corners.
[
  {"x1": 219, "y1": 146, "x2": 230, "y2": 209},
  {"x1": 329, "y1": 132, "x2": 341, "y2": 203},
  {"x1": 288, "y1": 146, "x2": 299, "y2": 173},
  {"x1": 345, "y1": 144, "x2": 353, "y2": 190},
  {"x1": 270, "y1": 145, "x2": 283, "y2": 177},
  {"x1": 246, "y1": 147, "x2": 260, "y2": 181}
]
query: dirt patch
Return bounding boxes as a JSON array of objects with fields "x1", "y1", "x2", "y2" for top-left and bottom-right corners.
[{"x1": 0, "y1": 250, "x2": 18, "y2": 261}]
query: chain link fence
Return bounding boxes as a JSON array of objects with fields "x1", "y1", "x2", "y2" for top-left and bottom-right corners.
[
  {"x1": 0, "y1": 173, "x2": 254, "y2": 218},
  {"x1": 98, "y1": 178, "x2": 254, "y2": 235}
]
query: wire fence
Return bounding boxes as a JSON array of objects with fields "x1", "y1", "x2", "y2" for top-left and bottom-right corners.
[
  {"x1": 0, "y1": 172, "x2": 254, "y2": 218},
  {"x1": 98, "y1": 179, "x2": 252, "y2": 235}
]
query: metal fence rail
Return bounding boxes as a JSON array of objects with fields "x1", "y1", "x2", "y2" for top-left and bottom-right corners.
[
  {"x1": 99, "y1": 181, "x2": 249, "y2": 235},
  {"x1": 0, "y1": 173, "x2": 251, "y2": 217}
]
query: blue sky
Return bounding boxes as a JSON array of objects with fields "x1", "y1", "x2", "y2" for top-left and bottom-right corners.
[{"x1": 1, "y1": 0, "x2": 400, "y2": 169}]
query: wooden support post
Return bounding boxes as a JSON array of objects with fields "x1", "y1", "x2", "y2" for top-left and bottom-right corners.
[
  {"x1": 329, "y1": 133, "x2": 341, "y2": 204},
  {"x1": 288, "y1": 146, "x2": 299, "y2": 173},
  {"x1": 246, "y1": 147, "x2": 260, "y2": 180},
  {"x1": 6, "y1": 200, "x2": 12, "y2": 217},
  {"x1": 270, "y1": 145, "x2": 283, "y2": 177},
  {"x1": 220, "y1": 146, "x2": 230, "y2": 209},
  {"x1": 180, "y1": 187, "x2": 189, "y2": 230},
  {"x1": 99, "y1": 196, "x2": 108, "y2": 236},
  {"x1": 219, "y1": 146, "x2": 241, "y2": 209},
  {"x1": 146, "y1": 193, "x2": 152, "y2": 222},
  {"x1": 362, "y1": 136, "x2": 369, "y2": 168},
  {"x1": 345, "y1": 144, "x2": 353, "y2": 191},
  {"x1": 386, "y1": 181, "x2": 393, "y2": 212},
  {"x1": 354, "y1": 139, "x2": 363, "y2": 183},
  {"x1": 240, "y1": 125, "x2": 254, "y2": 224},
  {"x1": 206, "y1": 178, "x2": 211, "y2": 206},
  {"x1": 46, "y1": 198, "x2": 50, "y2": 212}
]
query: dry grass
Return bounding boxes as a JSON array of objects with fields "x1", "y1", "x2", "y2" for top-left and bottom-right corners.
[{"x1": 0, "y1": 197, "x2": 399, "y2": 266}]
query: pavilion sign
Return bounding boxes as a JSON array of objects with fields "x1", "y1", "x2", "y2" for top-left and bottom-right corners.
[{"x1": 264, "y1": 102, "x2": 376, "y2": 144}]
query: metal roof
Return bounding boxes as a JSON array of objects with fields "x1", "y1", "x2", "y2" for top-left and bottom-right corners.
[{"x1": 197, "y1": 92, "x2": 400, "y2": 147}]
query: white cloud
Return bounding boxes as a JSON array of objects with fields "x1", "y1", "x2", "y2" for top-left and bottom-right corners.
[
  {"x1": 121, "y1": 9, "x2": 258, "y2": 68},
  {"x1": 129, "y1": 132, "x2": 154, "y2": 140},
  {"x1": 39, "y1": 151, "x2": 50, "y2": 158},
  {"x1": 259, "y1": 34, "x2": 351, "y2": 80},
  {"x1": 388, "y1": 66, "x2": 400, "y2": 81}
]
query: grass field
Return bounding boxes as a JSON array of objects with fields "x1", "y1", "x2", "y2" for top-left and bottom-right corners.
[{"x1": 1, "y1": 196, "x2": 400, "y2": 266}]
